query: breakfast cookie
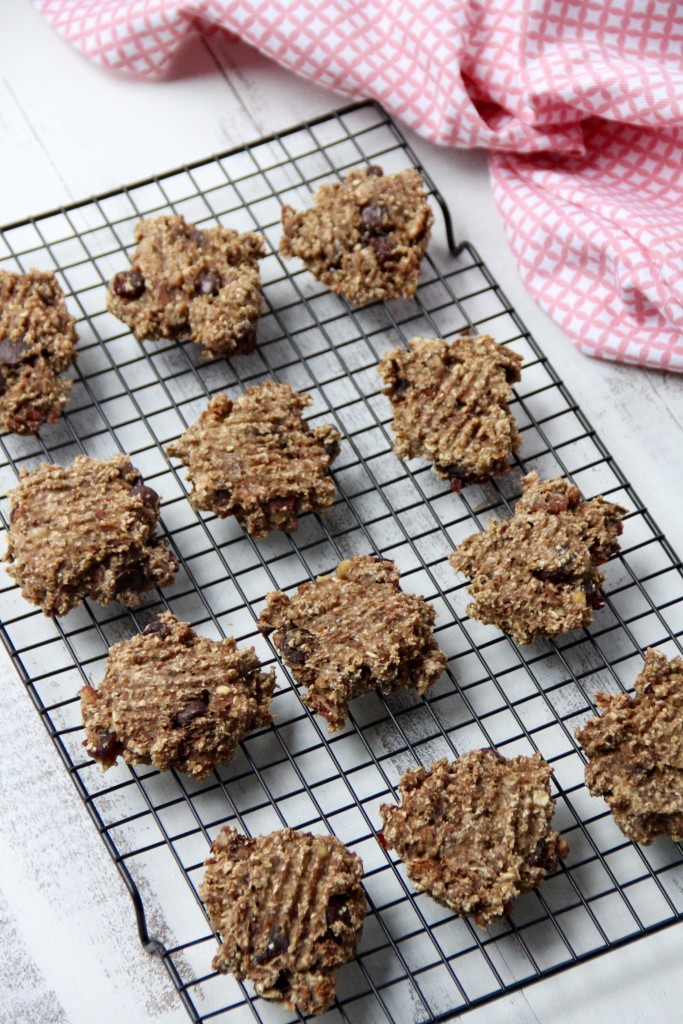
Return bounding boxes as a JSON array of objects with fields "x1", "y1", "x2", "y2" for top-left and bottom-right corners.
[
  {"x1": 378, "y1": 334, "x2": 523, "y2": 490},
  {"x1": 280, "y1": 165, "x2": 433, "y2": 306},
  {"x1": 4, "y1": 454, "x2": 178, "y2": 616},
  {"x1": 166, "y1": 381, "x2": 341, "y2": 538},
  {"x1": 81, "y1": 612, "x2": 275, "y2": 779},
  {"x1": 106, "y1": 214, "x2": 264, "y2": 359},
  {"x1": 576, "y1": 648, "x2": 683, "y2": 844},
  {"x1": 258, "y1": 554, "x2": 446, "y2": 731},
  {"x1": 379, "y1": 749, "x2": 569, "y2": 926},
  {"x1": 200, "y1": 826, "x2": 367, "y2": 1015},
  {"x1": 450, "y1": 471, "x2": 627, "y2": 644},
  {"x1": 0, "y1": 268, "x2": 77, "y2": 434}
]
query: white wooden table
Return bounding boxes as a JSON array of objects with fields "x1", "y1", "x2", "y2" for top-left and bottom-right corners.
[{"x1": 1, "y1": 4, "x2": 681, "y2": 1024}]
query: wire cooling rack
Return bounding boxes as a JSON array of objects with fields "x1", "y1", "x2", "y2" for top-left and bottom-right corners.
[{"x1": 1, "y1": 101, "x2": 682, "y2": 1024}]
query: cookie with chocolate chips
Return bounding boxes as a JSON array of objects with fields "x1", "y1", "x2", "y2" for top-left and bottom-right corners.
[
  {"x1": 576, "y1": 648, "x2": 683, "y2": 844},
  {"x1": 258, "y1": 554, "x2": 446, "y2": 731},
  {"x1": 166, "y1": 381, "x2": 342, "y2": 538},
  {"x1": 280, "y1": 166, "x2": 433, "y2": 306},
  {"x1": 379, "y1": 749, "x2": 569, "y2": 927},
  {"x1": 81, "y1": 612, "x2": 275, "y2": 779},
  {"x1": 200, "y1": 827, "x2": 367, "y2": 1015},
  {"x1": 106, "y1": 214, "x2": 264, "y2": 359},
  {"x1": 0, "y1": 268, "x2": 77, "y2": 434},
  {"x1": 450, "y1": 471, "x2": 627, "y2": 644},
  {"x1": 378, "y1": 334, "x2": 523, "y2": 491},
  {"x1": 4, "y1": 454, "x2": 177, "y2": 616}
]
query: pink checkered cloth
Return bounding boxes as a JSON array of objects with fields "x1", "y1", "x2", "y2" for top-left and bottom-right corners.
[{"x1": 35, "y1": 1, "x2": 683, "y2": 371}]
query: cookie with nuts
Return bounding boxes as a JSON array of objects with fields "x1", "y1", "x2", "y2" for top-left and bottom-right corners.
[
  {"x1": 258, "y1": 554, "x2": 446, "y2": 731},
  {"x1": 280, "y1": 166, "x2": 433, "y2": 306},
  {"x1": 81, "y1": 612, "x2": 275, "y2": 779},
  {"x1": 0, "y1": 268, "x2": 77, "y2": 434},
  {"x1": 379, "y1": 749, "x2": 569, "y2": 927},
  {"x1": 166, "y1": 381, "x2": 342, "y2": 538},
  {"x1": 450, "y1": 471, "x2": 627, "y2": 644},
  {"x1": 4, "y1": 454, "x2": 177, "y2": 616},
  {"x1": 200, "y1": 827, "x2": 367, "y2": 1015},
  {"x1": 378, "y1": 334, "x2": 523, "y2": 490},
  {"x1": 576, "y1": 648, "x2": 683, "y2": 844},
  {"x1": 106, "y1": 214, "x2": 264, "y2": 359}
]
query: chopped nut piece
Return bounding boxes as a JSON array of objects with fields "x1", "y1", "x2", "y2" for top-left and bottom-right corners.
[
  {"x1": 379, "y1": 749, "x2": 569, "y2": 926},
  {"x1": 450, "y1": 471, "x2": 627, "y2": 644}
]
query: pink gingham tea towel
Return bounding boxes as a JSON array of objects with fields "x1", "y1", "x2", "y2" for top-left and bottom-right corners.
[{"x1": 35, "y1": 0, "x2": 683, "y2": 371}]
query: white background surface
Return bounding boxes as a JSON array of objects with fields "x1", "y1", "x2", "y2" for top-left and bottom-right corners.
[{"x1": 1, "y1": 3, "x2": 682, "y2": 1023}]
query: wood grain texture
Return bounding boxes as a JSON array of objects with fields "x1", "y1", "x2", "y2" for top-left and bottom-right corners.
[{"x1": 1, "y1": 4, "x2": 681, "y2": 1024}]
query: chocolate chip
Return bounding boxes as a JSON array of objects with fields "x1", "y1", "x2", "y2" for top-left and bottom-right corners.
[
  {"x1": 326, "y1": 893, "x2": 352, "y2": 928},
  {"x1": 89, "y1": 728, "x2": 122, "y2": 762},
  {"x1": 0, "y1": 336, "x2": 27, "y2": 365},
  {"x1": 532, "y1": 568, "x2": 572, "y2": 584},
  {"x1": 142, "y1": 618, "x2": 169, "y2": 637},
  {"x1": 253, "y1": 927, "x2": 289, "y2": 965},
  {"x1": 112, "y1": 270, "x2": 146, "y2": 300},
  {"x1": 129, "y1": 482, "x2": 160, "y2": 508},
  {"x1": 584, "y1": 582, "x2": 605, "y2": 610},
  {"x1": 0, "y1": 370, "x2": 5, "y2": 394},
  {"x1": 271, "y1": 971, "x2": 290, "y2": 993},
  {"x1": 173, "y1": 697, "x2": 209, "y2": 728},
  {"x1": 366, "y1": 165, "x2": 384, "y2": 176},
  {"x1": 361, "y1": 204, "x2": 387, "y2": 231},
  {"x1": 643, "y1": 683, "x2": 654, "y2": 696},
  {"x1": 323, "y1": 438, "x2": 340, "y2": 460},
  {"x1": 194, "y1": 270, "x2": 223, "y2": 296},
  {"x1": 479, "y1": 746, "x2": 505, "y2": 762},
  {"x1": 114, "y1": 565, "x2": 146, "y2": 593},
  {"x1": 393, "y1": 378, "x2": 410, "y2": 396},
  {"x1": 529, "y1": 838, "x2": 549, "y2": 868},
  {"x1": 278, "y1": 627, "x2": 314, "y2": 665}
]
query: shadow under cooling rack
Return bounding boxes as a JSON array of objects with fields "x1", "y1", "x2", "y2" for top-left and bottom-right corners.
[{"x1": 1, "y1": 101, "x2": 682, "y2": 1024}]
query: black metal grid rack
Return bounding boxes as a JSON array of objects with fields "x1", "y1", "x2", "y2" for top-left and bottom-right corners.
[{"x1": 1, "y1": 101, "x2": 682, "y2": 1024}]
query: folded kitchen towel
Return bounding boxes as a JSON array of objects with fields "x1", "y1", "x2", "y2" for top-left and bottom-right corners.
[{"x1": 34, "y1": 0, "x2": 683, "y2": 371}]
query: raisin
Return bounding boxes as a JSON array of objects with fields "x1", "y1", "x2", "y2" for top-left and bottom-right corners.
[
  {"x1": 233, "y1": 328, "x2": 257, "y2": 355},
  {"x1": 584, "y1": 582, "x2": 605, "y2": 610},
  {"x1": 112, "y1": 270, "x2": 145, "y2": 300},
  {"x1": 529, "y1": 838, "x2": 549, "y2": 868},
  {"x1": 323, "y1": 438, "x2": 340, "y2": 460},
  {"x1": 114, "y1": 565, "x2": 146, "y2": 593},
  {"x1": 479, "y1": 746, "x2": 505, "y2": 762},
  {"x1": 392, "y1": 377, "x2": 410, "y2": 396},
  {"x1": 187, "y1": 228, "x2": 204, "y2": 245},
  {"x1": 142, "y1": 618, "x2": 169, "y2": 637},
  {"x1": 360, "y1": 204, "x2": 387, "y2": 231},
  {"x1": 173, "y1": 697, "x2": 209, "y2": 728},
  {"x1": 129, "y1": 482, "x2": 160, "y2": 508},
  {"x1": 278, "y1": 627, "x2": 314, "y2": 665},
  {"x1": 89, "y1": 728, "x2": 122, "y2": 762},
  {"x1": 253, "y1": 927, "x2": 289, "y2": 965},
  {"x1": 0, "y1": 336, "x2": 27, "y2": 365},
  {"x1": 436, "y1": 463, "x2": 488, "y2": 494},
  {"x1": 214, "y1": 488, "x2": 232, "y2": 513},
  {"x1": 366, "y1": 165, "x2": 384, "y2": 176},
  {"x1": 369, "y1": 235, "x2": 395, "y2": 266},
  {"x1": 532, "y1": 568, "x2": 572, "y2": 583},
  {"x1": 194, "y1": 270, "x2": 223, "y2": 296}
]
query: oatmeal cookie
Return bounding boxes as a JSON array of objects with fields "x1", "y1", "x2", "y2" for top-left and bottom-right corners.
[
  {"x1": 378, "y1": 334, "x2": 522, "y2": 490},
  {"x1": 4, "y1": 454, "x2": 178, "y2": 616},
  {"x1": 0, "y1": 268, "x2": 77, "y2": 434},
  {"x1": 106, "y1": 214, "x2": 264, "y2": 359},
  {"x1": 258, "y1": 554, "x2": 446, "y2": 731},
  {"x1": 280, "y1": 166, "x2": 433, "y2": 306},
  {"x1": 166, "y1": 381, "x2": 341, "y2": 538},
  {"x1": 81, "y1": 611, "x2": 275, "y2": 779},
  {"x1": 379, "y1": 749, "x2": 569, "y2": 927},
  {"x1": 576, "y1": 648, "x2": 683, "y2": 844},
  {"x1": 200, "y1": 826, "x2": 367, "y2": 1015},
  {"x1": 450, "y1": 471, "x2": 627, "y2": 644}
]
